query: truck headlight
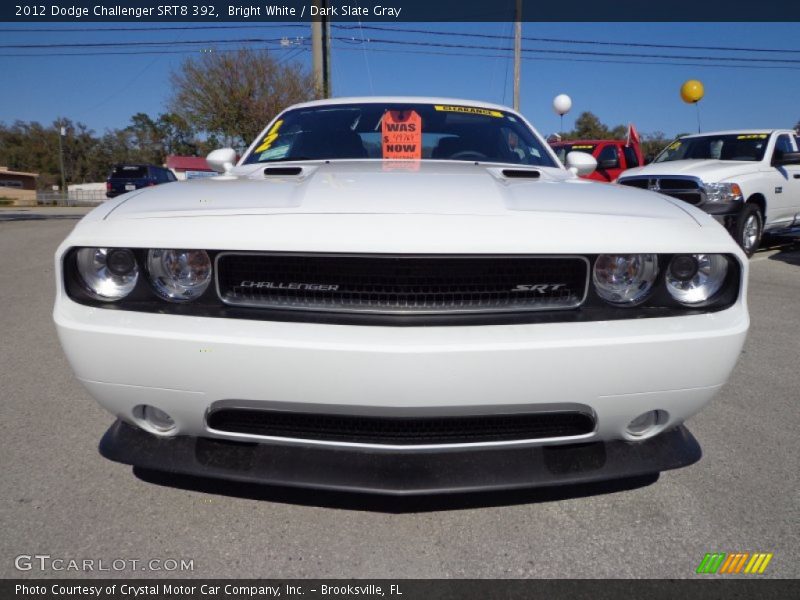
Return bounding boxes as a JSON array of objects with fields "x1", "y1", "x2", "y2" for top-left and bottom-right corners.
[
  {"x1": 593, "y1": 254, "x2": 659, "y2": 305},
  {"x1": 75, "y1": 247, "x2": 139, "y2": 301},
  {"x1": 703, "y1": 182, "x2": 743, "y2": 203},
  {"x1": 147, "y1": 249, "x2": 212, "y2": 302},
  {"x1": 666, "y1": 254, "x2": 729, "y2": 305}
]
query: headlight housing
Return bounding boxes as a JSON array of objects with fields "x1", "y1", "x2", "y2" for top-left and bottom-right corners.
[
  {"x1": 592, "y1": 254, "x2": 659, "y2": 305},
  {"x1": 703, "y1": 182, "x2": 743, "y2": 204},
  {"x1": 147, "y1": 249, "x2": 212, "y2": 303},
  {"x1": 75, "y1": 247, "x2": 139, "y2": 301},
  {"x1": 666, "y1": 254, "x2": 729, "y2": 305}
]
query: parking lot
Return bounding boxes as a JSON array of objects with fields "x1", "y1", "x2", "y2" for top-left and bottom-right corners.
[{"x1": 0, "y1": 207, "x2": 797, "y2": 579}]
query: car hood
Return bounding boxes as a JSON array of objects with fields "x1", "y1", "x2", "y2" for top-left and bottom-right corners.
[
  {"x1": 620, "y1": 160, "x2": 760, "y2": 182},
  {"x1": 68, "y1": 160, "x2": 740, "y2": 256},
  {"x1": 105, "y1": 160, "x2": 694, "y2": 222}
]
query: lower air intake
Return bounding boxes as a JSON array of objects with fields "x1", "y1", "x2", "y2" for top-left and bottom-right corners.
[{"x1": 206, "y1": 408, "x2": 596, "y2": 445}]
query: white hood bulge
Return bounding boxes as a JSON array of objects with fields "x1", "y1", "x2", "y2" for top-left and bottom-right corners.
[{"x1": 106, "y1": 161, "x2": 695, "y2": 223}]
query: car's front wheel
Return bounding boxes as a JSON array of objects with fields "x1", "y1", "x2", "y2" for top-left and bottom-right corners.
[{"x1": 735, "y1": 203, "x2": 762, "y2": 257}]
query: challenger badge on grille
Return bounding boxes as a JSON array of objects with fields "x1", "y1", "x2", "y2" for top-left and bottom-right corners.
[{"x1": 217, "y1": 253, "x2": 589, "y2": 314}]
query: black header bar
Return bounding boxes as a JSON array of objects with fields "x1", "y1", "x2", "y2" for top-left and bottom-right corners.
[
  {"x1": 4, "y1": 579, "x2": 800, "y2": 600},
  {"x1": 3, "y1": 1, "x2": 800, "y2": 22}
]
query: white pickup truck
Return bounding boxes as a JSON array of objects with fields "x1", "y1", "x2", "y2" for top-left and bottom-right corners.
[{"x1": 618, "y1": 130, "x2": 800, "y2": 256}]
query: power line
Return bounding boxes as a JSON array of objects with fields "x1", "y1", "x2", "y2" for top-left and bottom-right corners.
[
  {"x1": 0, "y1": 46, "x2": 305, "y2": 58},
  {"x1": 0, "y1": 24, "x2": 305, "y2": 33},
  {"x1": 4, "y1": 34, "x2": 799, "y2": 65},
  {"x1": 331, "y1": 41, "x2": 800, "y2": 71},
  {"x1": 3, "y1": 33, "x2": 800, "y2": 70},
  {"x1": 331, "y1": 36, "x2": 800, "y2": 64},
  {"x1": 0, "y1": 37, "x2": 289, "y2": 49},
  {"x1": 334, "y1": 24, "x2": 800, "y2": 55}
]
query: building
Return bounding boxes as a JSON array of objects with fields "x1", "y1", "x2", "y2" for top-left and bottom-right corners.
[
  {"x1": 165, "y1": 156, "x2": 215, "y2": 180},
  {"x1": 0, "y1": 167, "x2": 38, "y2": 206}
]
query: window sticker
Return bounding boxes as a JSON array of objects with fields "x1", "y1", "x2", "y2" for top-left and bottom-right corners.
[
  {"x1": 434, "y1": 105, "x2": 503, "y2": 118},
  {"x1": 258, "y1": 144, "x2": 290, "y2": 161},
  {"x1": 382, "y1": 110, "x2": 422, "y2": 160},
  {"x1": 254, "y1": 119, "x2": 284, "y2": 154},
  {"x1": 571, "y1": 145, "x2": 594, "y2": 150},
  {"x1": 737, "y1": 134, "x2": 768, "y2": 140},
  {"x1": 668, "y1": 141, "x2": 682, "y2": 150}
]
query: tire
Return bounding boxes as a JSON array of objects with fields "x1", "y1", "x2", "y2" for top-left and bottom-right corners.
[{"x1": 734, "y1": 203, "x2": 763, "y2": 257}]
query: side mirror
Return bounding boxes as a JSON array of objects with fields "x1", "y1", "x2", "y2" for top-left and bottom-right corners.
[
  {"x1": 206, "y1": 148, "x2": 237, "y2": 174},
  {"x1": 598, "y1": 158, "x2": 620, "y2": 170},
  {"x1": 565, "y1": 151, "x2": 597, "y2": 176},
  {"x1": 774, "y1": 151, "x2": 800, "y2": 166}
]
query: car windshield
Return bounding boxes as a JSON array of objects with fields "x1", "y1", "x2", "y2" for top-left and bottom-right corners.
[
  {"x1": 550, "y1": 143, "x2": 596, "y2": 163},
  {"x1": 243, "y1": 102, "x2": 557, "y2": 167},
  {"x1": 654, "y1": 134, "x2": 769, "y2": 163}
]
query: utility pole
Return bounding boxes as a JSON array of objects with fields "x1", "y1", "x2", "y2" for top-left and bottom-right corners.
[
  {"x1": 311, "y1": 0, "x2": 331, "y2": 99},
  {"x1": 57, "y1": 124, "x2": 66, "y2": 198},
  {"x1": 513, "y1": 0, "x2": 522, "y2": 111}
]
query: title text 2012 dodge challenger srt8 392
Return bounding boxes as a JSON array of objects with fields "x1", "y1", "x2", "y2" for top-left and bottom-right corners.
[{"x1": 54, "y1": 98, "x2": 749, "y2": 495}]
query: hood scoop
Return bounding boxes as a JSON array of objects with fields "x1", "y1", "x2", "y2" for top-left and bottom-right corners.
[
  {"x1": 501, "y1": 169, "x2": 541, "y2": 179},
  {"x1": 264, "y1": 166, "x2": 304, "y2": 177}
]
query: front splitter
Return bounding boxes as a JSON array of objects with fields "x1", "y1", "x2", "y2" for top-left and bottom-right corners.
[{"x1": 99, "y1": 420, "x2": 701, "y2": 496}]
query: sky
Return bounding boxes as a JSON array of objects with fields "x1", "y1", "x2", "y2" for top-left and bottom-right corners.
[{"x1": 1, "y1": 21, "x2": 799, "y2": 140}]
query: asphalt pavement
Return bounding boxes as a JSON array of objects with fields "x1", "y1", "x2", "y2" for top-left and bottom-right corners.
[{"x1": 0, "y1": 207, "x2": 797, "y2": 579}]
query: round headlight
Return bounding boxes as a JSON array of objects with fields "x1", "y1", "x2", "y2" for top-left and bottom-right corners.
[
  {"x1": 147, "y1": 249, "x2": 212, "y2": 302},
  {"x1": 75, "y1": 247, "x2": 138, "y2": 301},
  {"x1": 666, "y1": 254, "x2": 728, "y2": 305},
  {"x1": 593, "y1": 254, "x2": 659, "y2": 305}
]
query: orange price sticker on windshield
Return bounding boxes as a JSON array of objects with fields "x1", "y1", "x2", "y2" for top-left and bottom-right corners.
[{"x1": 382, "y1": 110, "x2": 422, "y2": 160}]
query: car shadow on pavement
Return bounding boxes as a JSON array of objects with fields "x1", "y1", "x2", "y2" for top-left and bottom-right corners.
[
  {"x1": 762, "y1": 233, "x2": 800, "y2": 266},
  {"x1": 132, "y1": 467, "x2": 659, "y2": 513}
]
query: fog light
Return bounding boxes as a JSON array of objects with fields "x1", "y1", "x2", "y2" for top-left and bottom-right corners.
[
  {"x1": 142, "y1": 405, "x2": 175, "y2": 433},
  {"x1": 626, "y1": 410, "x2": 663, "y2": 437}
]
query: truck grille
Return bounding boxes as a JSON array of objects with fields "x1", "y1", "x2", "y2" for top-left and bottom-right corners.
[
  {"x1": 619, "y1": 177, "x2": 705, "y2": 205},
  {"x1": 206, "y1": 408, "x2": 596, "y2": 445},
  {"x1": 215, "y1": 253, "x2": 588, "y2": 315}
]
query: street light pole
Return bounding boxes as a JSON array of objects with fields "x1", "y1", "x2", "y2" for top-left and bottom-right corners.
[{"x1": 57, "y1": 124, "x2": 66, "y2": 198}]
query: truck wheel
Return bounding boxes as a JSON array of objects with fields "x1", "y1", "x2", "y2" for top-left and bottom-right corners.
[{"x1": 735, "y1": 203, "x2": 763, "y2": 257}]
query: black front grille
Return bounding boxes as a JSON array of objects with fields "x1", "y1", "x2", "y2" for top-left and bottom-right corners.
[
  {"x1": 207, "y1": 408, "x2": 596, "y2": 445},
  {"x1": 216, "y1": 254, "x2": 588, "y2": 314},
  {"x1": 619, "y1": 177, "x2": 704, "y2": 205}
]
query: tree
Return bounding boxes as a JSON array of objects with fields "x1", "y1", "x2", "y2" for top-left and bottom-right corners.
[
  {"x1": 169, "y1": 48, "x2": 315, "y2": 149},
  {"x1": 640, "y1": 131, "x2": 669, "y2": 162},
  {"x1": 569, "y1": 112, "x2": 611, "y2": 139}
]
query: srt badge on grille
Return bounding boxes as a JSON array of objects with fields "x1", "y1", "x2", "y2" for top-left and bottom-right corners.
[
  {"x1": 240, "y1": 281, "x2": 340, "y2": 291},
  {"x1": 511, "y1": 283, "x2": 567, "y2": 293}
]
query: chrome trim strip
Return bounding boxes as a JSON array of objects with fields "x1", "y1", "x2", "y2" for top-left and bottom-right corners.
[
  {"x1": 203, "y1": 399, "x2": 599, "y2": 451},
  {"x1": 213, "y1": 252, "x2": 591, "y2": 315}
]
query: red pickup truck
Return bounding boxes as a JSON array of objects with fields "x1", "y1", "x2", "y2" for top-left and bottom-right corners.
[{"x1": 550, "y1": 139, "x2": 644, "y2": 182}]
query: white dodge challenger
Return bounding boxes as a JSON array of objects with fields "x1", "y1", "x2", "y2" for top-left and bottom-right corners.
[{"x1": 54, "y1": 97, "x2": 749, "y2": 494}]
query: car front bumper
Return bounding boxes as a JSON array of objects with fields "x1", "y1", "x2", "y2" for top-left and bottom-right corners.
[{"x1": 56, "y1": 293, "x2": 748, "y2": 452}]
